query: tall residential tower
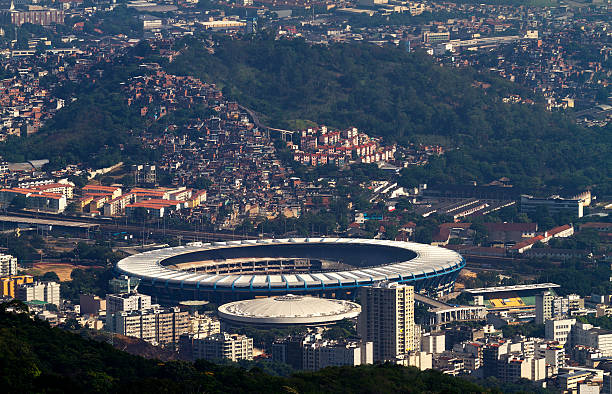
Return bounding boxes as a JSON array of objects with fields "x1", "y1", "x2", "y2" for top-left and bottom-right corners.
[{"x1": 358, "y1": 282, "x2": 415, "y2": 362}]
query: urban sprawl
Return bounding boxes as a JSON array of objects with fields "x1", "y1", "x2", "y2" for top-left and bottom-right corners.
[{"x1": 0, "y1": 0, "x2": 611, "y2": 393}]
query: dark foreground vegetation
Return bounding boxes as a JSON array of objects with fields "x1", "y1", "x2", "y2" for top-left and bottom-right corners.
[{"x1": 0, "y1": 306, "x2": 493, "y2": 393}]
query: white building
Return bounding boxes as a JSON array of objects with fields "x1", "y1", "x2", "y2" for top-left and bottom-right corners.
[
  {"x1": 395, "y1": 351, "x2": 433, "y2": 370},
  {"x1": 0, "y1": 253, "x2": 17, "y2": 276},
  {"x1": 545, "y1": 318, "x2": 576, "y2": 346},
  {"x1": 106, "y1": 292, "x2": 152, "y2": 315},
  {"x1": 534, "y1": 342, "x2": 566, "y2": 375},
  {"x1": 572, "y1": 322, "x2": 612, "y2": 357},
  {"x1": 16, "y1": 281, "x2": 60, "y2": 306},
  {"x1": 180, "y1": 332, "x2": 253, "y2": 362},
  {"x1": 189, "y1": 314, "x2": 221, "y2": 337},
  {"x1": 318, "y1": 341, "x2": 373, "y2": 369},
  {"x1": 498, "y1": 354, "x2": 546, "y2": 382},
  {"x1": 106, "y1": 306, "x2": 189, "y2": 345},
  {"x1": 301, "y1": 339, "x2": 373, "y2": 371},
  {"x1": 421, "y1": 332, "x2": 445, "y2": 354},
  {"x1": 537, "y1": 291, "x2": 570, "y2": 324}
]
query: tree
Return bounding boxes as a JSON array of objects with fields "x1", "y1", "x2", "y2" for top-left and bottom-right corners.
[
  {"x1": 470, "y1": 222, "x2": 489, "y2": 246},
  {"x1": 61, "y1": 318, "x2": 81, "y2": 330},
  {"x1": 37, "y1": 271, "x2": 60, "y2": 282},
  {"x1": 193, "y1": 176, "x2": 212, "y2": 190},
  {"x1": 10, "y1": 195, "x2": 27, "y2": 210}
]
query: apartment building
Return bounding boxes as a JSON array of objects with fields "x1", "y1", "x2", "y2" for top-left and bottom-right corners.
[
  {"x1": 358, "y1": 282, "x2": 415, "y2": 362},
  {"x1": 0, "y1": 274, "x2": 33, "y2": 297},
  {"x1": 106, "y1": 292, "x2": 151, "y2": 315},
  {"x1": 180, "y1": 332, "x2": 253, "y2": 362},
  {"x1": 16, "y1": 281, "x2": 60, "y2": 306},
  {"x1": 107, "y1": 306, "x2": 189, "y2": 346},
  {"x1": 189, "y1": 314, "x2": 221, "y2": 337},
  {"x1": 0, "y1": 253, "x2": 17, "y2": 276},
  {"x1": 545, "y1": 318, "x2": 576, "y2": 346}
]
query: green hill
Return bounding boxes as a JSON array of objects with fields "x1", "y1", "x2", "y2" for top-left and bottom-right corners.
[
  {"x1": 168, "y1": 37, "x2": 612, "y2": 194},
  {"x1": 1, "y1": 37, "x2": 608, "y2": 194},
  {"x1": 0, "y1": 307, "x2": 490, "y2": 393},
  {"x1": 0, "y1": 49, "x2": 157, "y2": 170}
]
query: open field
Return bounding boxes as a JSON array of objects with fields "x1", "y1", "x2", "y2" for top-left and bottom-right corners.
[{"x1": 27, "y1": 262, "x2": 104, "y2": 281}]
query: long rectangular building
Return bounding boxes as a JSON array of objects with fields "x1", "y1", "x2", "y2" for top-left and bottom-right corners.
[
  {"x1": 1, "y1": 7, "x2": 64, "y2": 26},
  {"x1": 106, "y1": 306, "x2": 189, "y2": 346},
  {"x1": 179, "y1": 332, "x2": 253, "y2": 362}
]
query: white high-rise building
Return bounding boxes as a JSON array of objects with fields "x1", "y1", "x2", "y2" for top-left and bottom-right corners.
[
  {"x1": 536, "y1": 291, "x2": 555, "y2": 324},
  {"x1": 16, "y1": 281, "x2": 60, "y2": 306},
  {"x1": 189, "y1": 314, "x2": 221, "y2": 337},
  {"x1": 537, "y1": 291, "x2": 572, "y2": 324},
  {"x1": 106, "y1": 292, "x2": 152, "y2": 314},
  {"x1": 0, "y1": 253, "x2": 17, "y2": 276},
  {"x1": 358, "y1": 282, "x2": 415, "y2": 362}
]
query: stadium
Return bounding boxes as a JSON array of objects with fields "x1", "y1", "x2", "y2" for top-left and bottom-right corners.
[{"x1": 115, "y1": 238, "x2": 465, "y2": 304}]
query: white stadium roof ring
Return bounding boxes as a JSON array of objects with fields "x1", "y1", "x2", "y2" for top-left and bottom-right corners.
[{"x1": 115, "y1": 238, "x2": 465, "y2": 303}]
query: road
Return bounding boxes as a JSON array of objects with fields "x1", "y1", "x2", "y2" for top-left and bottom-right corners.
[
  {"x1": 238, "y1": 104, "x2": 295, "y2": 136},
  {"x1": 0, "y1": 211, "x2": 253, "y2": 242}
]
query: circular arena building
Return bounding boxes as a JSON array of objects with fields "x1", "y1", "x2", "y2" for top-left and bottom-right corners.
[
  {"x1": 115, "y1": 238, "x2": 465, "y2": 304},
  {"x1": 218, "y1": 294, "x2": 361, "y2": 327}
]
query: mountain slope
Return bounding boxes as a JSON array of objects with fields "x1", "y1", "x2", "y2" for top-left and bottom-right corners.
[{"x1": 169, "y1": 37, "x2": 611, "y2": 193}]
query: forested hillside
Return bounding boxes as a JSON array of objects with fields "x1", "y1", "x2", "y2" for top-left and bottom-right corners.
[
  {"x1": 0, "y1": 308, "x2": 490, "y2": 393},
  {"x1": 1, "y1": 36, "x2": 608, "y2": 194},
  {"x1": 169, "y1": 37, "x2": 612, "y2": 193},
  {"x1": 0, "y1": 46, "x2": 157, "y2": 170}
]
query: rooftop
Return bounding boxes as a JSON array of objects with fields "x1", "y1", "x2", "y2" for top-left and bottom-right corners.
[
  {"x1": 464, "y1": 283, "x2": 560, "y2": 295},
  {"x1": 218, "y1": 294, "x2": 361, "y2": 326}
]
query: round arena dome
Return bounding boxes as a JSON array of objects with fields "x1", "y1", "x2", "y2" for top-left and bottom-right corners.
[
  {"x1": 115, "y1": 238, "x2": 465, "y2": 304},
  {"x1": 218, "y1": 294, "x2": 361, "y2": 326}
]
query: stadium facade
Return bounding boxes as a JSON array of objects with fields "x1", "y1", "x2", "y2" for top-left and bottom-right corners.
[{"x1": 115, "y1": 238, "x2": 465, "y2": 304}]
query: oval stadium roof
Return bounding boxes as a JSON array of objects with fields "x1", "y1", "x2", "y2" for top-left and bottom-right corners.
[{"x1": 115, "y1": 238, "x2": 464, "y2": 292}]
